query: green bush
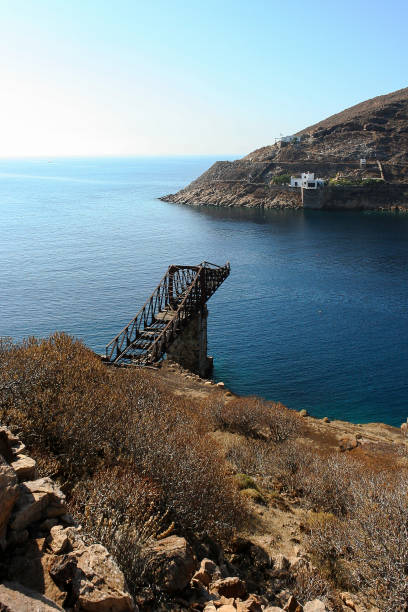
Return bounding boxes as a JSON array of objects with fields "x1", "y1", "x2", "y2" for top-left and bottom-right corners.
[
  {"x1": 329, "y1": 177, "x2": 384, "y2": 187},
  {"x1": 235, "y1": 472, "x2": 258, "y2": 490},
  {"x1": 271, "y1": 174, "x2": 291, "y2": 185},
  {"x1": 362, "y1": 177, "x2": 385, "y2": 185}
]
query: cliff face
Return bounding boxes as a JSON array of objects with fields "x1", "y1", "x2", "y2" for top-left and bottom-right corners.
[{"x1": 162, "y1": 87, "x2": 408, "y2": 209}]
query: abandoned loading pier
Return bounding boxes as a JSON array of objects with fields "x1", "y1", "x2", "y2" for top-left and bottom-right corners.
[{"x1": 105, "y1": 261, "x2": 230, "y2": 377}]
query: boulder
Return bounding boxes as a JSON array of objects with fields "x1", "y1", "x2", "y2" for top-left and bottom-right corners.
[
  {"x1": 11, "y1": 454, "x2": 37, "y2": 481},
  {"x1": 192, "y1": 557, "x2": 217, "y2": 587},
  {"x1": 236, "y1": 594, "x2": 263, "y2": 611},
  {"x1": 338, "y1": 437, "x2": 358, "y2": 452},
  {"x1": 47, "y1": 525, "x2": 70, "y2": 554},
  {"x1": 0, "y1": 427, "x2": 27, "y2": 457},
  {"x1": 0, "y1": 427, "x2": 15, "y2": 462},
  {"x1": 0, "y1": 455, "x2": 19, "y2": 548},
  {"x1": 303, "y1": 601, "x2": 328, "y2": 612},
  {"x1": 339, "y1": 592, "x2": 358, "y2": 611},
  {"x1": 210, "y1": 577, "x2": 247, "y2": 599},
  {"x1": 142, "y1": 535, "x2": 196, "y2": 593},
  {"x1": 273, "y1": 554, "x2": 290, "y2": 572},
  {"x1": 73, "y1": 543, "x2": 136, "y2": 611},
  {"x1": 215, "y1": 596, "x2": 235, "y2": 606},
  {"x1": 7, "y1": 539, "x2": 66, "y2": 607},
  {"x1": 0, "y1": 581, "x2": 63, "y2": 611},
  {"x1": 49, "y1": 554, "x2": 78, "y2": 591},
  {"x1": 217, "y1": 606, "x2": 236, "y2": 612},
  {"x1": 11, "y1": 478, "x2": 66, "y2": 531},
  {"x1": 284, "y1": 595, "x2": 303, "y2": 612}
]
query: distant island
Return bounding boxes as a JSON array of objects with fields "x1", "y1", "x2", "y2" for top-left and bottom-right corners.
[{"x1": 162, "y1": 87, "x2": 408, "y2": 211}]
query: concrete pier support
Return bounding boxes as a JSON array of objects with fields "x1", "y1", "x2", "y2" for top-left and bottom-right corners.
[{"x1": 166, "y1": 305, "x2": 213, "y2": 377}]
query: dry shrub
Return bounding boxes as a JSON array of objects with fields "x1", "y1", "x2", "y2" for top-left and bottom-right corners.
[
  {"x1": 296, "y1": 452, "x2": 362, "y2": 516},
  {"x1": 70, "y1": 464, "x2": 165, "y2": 595},
  {"x1": 226, "y1": 437, "x2": 278, "y2": 486},
  {"x1": 0, "y1": 333, "x2": 247, "y2": 543},
  {"x1": 346, "y1": 473, "x2": 408, "y2": 611},
  {"x1": 290, "y1": 564, "x2": 333, "y2": 607},
  {"x1": 307, "y1": 473, "x2": 408, "y2": 611},
  {"x1": 306, "y1": 512, "x2": 351, "y2": 586},
  {"x1": 211, "y1": 396, "x2": 300, "y2": 442}
]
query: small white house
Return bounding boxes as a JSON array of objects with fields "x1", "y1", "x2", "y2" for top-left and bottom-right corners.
[
  {"x1": 290, "y1": 172, "x2": 324, "y2": 189},
  {"x1": 279, "y1": 135, "x2": 301, "y2": 143}
]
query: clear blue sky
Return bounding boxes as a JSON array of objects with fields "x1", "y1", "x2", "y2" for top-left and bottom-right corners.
[{"x1": 1, "y1": 0, "x2": 407, "y2": 157}]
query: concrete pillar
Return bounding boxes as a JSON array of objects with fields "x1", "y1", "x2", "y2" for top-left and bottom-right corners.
[{"x1": 166, "y1": 305, "x2": 213, "y2": 377}]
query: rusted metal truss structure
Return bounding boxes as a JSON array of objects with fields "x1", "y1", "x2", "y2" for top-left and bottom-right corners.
[{"x1": 105, "y1": 261, "x2": 230, "y2": 366}]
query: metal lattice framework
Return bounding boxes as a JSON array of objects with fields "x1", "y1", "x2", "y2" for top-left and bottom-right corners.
[{"x1": 105, "y1": 261, "x2": 230, "y2": 365}]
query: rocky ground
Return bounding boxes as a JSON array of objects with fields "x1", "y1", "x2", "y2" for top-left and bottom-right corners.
[
  {"x1": 0, "y1": 422, "x2": 340, "y2": 612},
  {"x1": 0, "y1": 425, "x2": 135, "y2": 611},
  {"x1": 2, "y1": 359, "x2": 406, "y2": 612}
]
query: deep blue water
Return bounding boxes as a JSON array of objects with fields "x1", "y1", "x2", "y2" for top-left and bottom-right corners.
[{"x1": 1, "y1": 156, "x2": 408, "y2": 426}]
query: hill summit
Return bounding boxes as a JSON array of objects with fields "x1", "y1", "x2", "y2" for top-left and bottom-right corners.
[{"x1": 162, "y1": 87, "x2": 408, "y2": 210}]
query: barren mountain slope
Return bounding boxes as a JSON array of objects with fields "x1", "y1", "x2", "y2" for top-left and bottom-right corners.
[{"x1": 246, "y1": 86, "x2": 408, "y2": 165}]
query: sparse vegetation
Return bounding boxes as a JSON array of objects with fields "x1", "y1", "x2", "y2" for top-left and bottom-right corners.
[
  {"x1": 329, "y1": 176, "x2": 385, "y2": 186},
  {"x1": 2, "y1": 332, "x2": 407, "y2": 609}
]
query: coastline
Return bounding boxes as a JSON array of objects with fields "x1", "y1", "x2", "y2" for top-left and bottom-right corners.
[
  {"x1": 161, "y1": 181, "x2": 408, "y2": 212},
  {"x1": 151, "y1": 359, "x2": 406, "y2": 451}
]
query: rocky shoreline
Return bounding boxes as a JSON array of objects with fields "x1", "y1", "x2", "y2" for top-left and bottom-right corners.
[
  {"x1": 160, "y1": 165, "x2": 408, "y2": 212},
  {"x1": 160, "y1": 182, "x2": 302, "y2": 210}
]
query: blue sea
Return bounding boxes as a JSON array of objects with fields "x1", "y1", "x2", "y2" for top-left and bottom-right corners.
[{"x1": 1, "y1": 156, "x2": 408, "y2": 426}]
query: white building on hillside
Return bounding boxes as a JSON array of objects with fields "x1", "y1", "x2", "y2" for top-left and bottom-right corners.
[
  {"x1": 290, "y1": 172, "x2": 325, "y2": 189},
  {"x1": 275, "y1": 134, "x2": 301, "y2": 144}
]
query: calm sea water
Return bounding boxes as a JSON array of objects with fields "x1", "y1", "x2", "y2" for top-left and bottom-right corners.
[{"x1": 1, "y1": 156, "x2": 408, "y2": 426}]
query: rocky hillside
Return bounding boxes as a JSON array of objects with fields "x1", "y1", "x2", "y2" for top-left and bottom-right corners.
[
  {"x1": 2, "y1": 334, "x2": 408, "y2": 611},
  {"x1": 162, "y1": 87, "x2": 408, "y2": 209}
]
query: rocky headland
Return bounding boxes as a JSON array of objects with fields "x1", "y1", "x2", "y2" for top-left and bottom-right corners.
[{"x1": 162, "y1": 87, "x2": 408, "y2": 211}]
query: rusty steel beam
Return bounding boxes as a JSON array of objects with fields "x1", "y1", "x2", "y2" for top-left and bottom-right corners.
[{"x1": 105, "y1": 261, "x2": 230, "y2": 365}]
